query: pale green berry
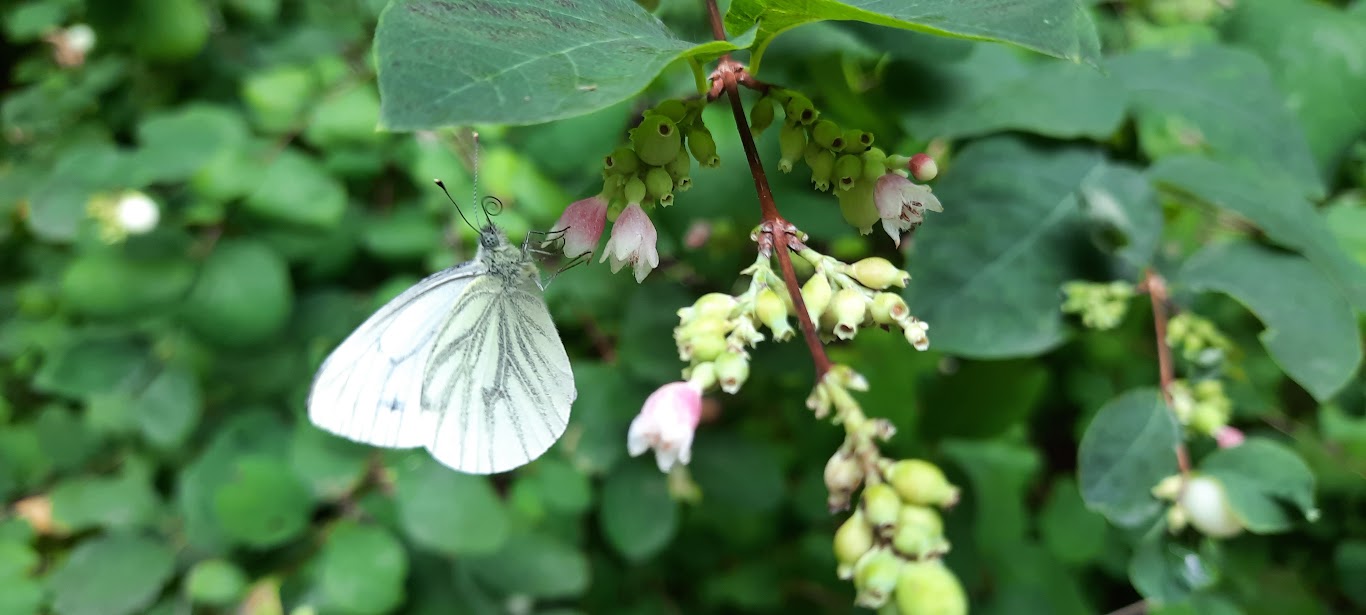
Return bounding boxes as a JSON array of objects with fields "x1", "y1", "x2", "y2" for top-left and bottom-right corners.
[
  {"x1": 861, "y1": 482, "x2": 902, "y2": 532},
  {"x1": 693, "y1": 293, "x2": 737, "y2": 320},
  {"x1": 688, "y1": 333, "x2": 727, "y2": 362},
  {"x1": 778, "y1": 121, "x2": 808, "y2": 173},
  {"x1": 838, "y1": 179, "x2": 878, "y2": 233},
  {"x1": 801, "y1": 273, "x2": 832, "y2": 322},
  {"x1": 686, "y1": 361, "x2": 717, "y2": 390},
  {"x1": 755, "y1": 288, "x2": 794, "y2": 341},
  {"x1": 650, "y1": 99, "x2": 689, "y2": 123},
  {"x1": 645, "y1": 166, "x2": 673, "y2": 202},
  {"x1": 861, "y1": 147, "x2": 888, "y2": 181},
  {"x1": 1180, "y1": 475, "x2": 1243, "y2": 538},
  {"x1": 749, "y1": 95, "x2": 776, "y2": 136},
  {"x1": 886, "y1": 459, "x2": 960, "y2": 508},
  {"x1": 784, "y1": 92, "x2": 818, "y2": 125},
  {"x1": 852, "y1": 546, "x2": 903, "y2": 609},
  {"x1": 714, "y1": 351, "x2": 749, "y2": 394},
  {"x1": 824, "y1": 446, "x2": 864, "y2": 511},
  {"x1": 834, "y1": 509, "x2": 875, "y2": 580},
  {"x1": 831, "y1": 288, "x2": 868, "y2": 340},
  {"x1": 870, "y1": 293, "x2": 909, "y2": 325},
  {"x1": 686, "y1": 125, "x2": 720, "y2": 167},
  {"x1": 850, "y1": 257, "x2": 910, "y2": 290},
  {"x1": 812, "y1": 119, "x2": 844, "y2": 149},
  {"x1": 834, "y1": 154, "x2": 862, "y2": 191},
  {"x1": 895, "y1": 560, "x2": 967, "y2": 615},
  {"x1": 666, "y1": 153, "x2": 691, "y2": 184},
  {"x1": 631, "y1": 115, "x2": 682, "y2": 166},
  {"x1": 892, "y1": 505, "x2": 948, "y2": 559},
  {"x1": 604, "y1": 146, "x2": 640, "y2": 175},
  {"x1": 842, "y1": 128, "x2": 873, "y2": 154},
  {"x1": 808, "y1": 148, "x2": 836, "y2": 192},
  {"x1": 623, "y1": 176, "x2": 648, "y2": 205}
]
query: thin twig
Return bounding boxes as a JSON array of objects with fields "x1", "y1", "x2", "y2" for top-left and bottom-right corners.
[
  {"x1": 1105, "y1": 599, "x2": 1148, "y2": 615},
  {"x1": 1141, "y1": 270, "x2": 1190, "y2": 474},
  {"x1": 704, "y1": 0, "x2": 833, "y2": 379}
]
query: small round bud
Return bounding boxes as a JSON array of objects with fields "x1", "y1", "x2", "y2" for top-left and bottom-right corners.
[
  {"x1": 861, "y1": 147, "x2": 888, "y2": 181},
  {"x1": 842, "y1": 129, "x2": 874, "y2": 154},
  {"x1": 852, "y1": 546, "x2": 902, "y2": 609},
  {"x1": 694, "y1": 293, "x2": 738, "y2": 320},
  {"x1": 860, "y1": 483, "x2": 902, "y2": 533},
  {"x1": 825, "y1": 447, "x2": 865, "y2": 511},
  {"x1": 714, "y1": 351, "x2": 750, "y2": 394},
  {"x1": 834, "y1": 509, "x2": 874, "y2": 579},
  {"x1": 801, "y1": 273, "x2": 832, "y2": 322},
  {"x1": 831, "y1": 288, "x2": 868, "y2": 340},
  {"x1": 687, "y1": 333, "x2": 727, "y2": 362},
  {"x1": 686, "y1": 125, "x2": 720, "y2": 167},
  {"x1": 749, "y1": 95, "x2": 776, "y2": 136},
  {"x1": 115, "y1": 191, "x2": 160, "y2": 235},
  {"x1": 778, "y1": 121, "x2": 808, "y2": 173},
  {"x1": 631, "y1": 115, "x2": 682, "y2": 166},
  {"x1": 902, "y1": 318, "x2": 930, "y2": 351},
  {"x1": 808, "y1": 148, "x2": 836, "y2": 192},
  {"x1": 755, "y1": 288, "x2": 794, "y2": 341},
  {"x1": 650, "y1": 99, "x2": 688, "y2": 123},
  {"x1": 1180, "y1": 475, "x2": 1243, "y2": 538},
  {"x1": 645, "y1": 166, "x2": 674, "y2": 202},
  {"x1": 870, "y1": 293, "x2": 909, "y2": 325},
  {"x1": 834, "y1": 154, "x2": 862, "y2": 191},
  {"x1": 812, "y1": 120, "x2": 844, "y2": 150},
  {"x1": 1151, "y1": 474, "x2": 1184, "y2": 500},
  {"x1": 850, "y1": 257, "x2": 910, "y2": 290},
  {"x1": 886, "y1": 459, "x2": 959, "y2": 508},
  {"x1": 837, "y1": 179, "x2": 878, "y2": 233},
  {"x1": 623, "y1": 176, "x2": 648, "y2": 205},
  {"x1": 686, "y1": 361, "x2": 718, "y2": 390},
  {"x1": 666, "y1": 153, "x2": 692, "y2": 183},
  {"x1": 892, "y1": 505, "x2": 949, "y2": 559},
  {"x1": 895, "y1": 560, "x2": 967, "y2": 615},
  {"x1": 604, "y1": 146, "x2": 640, "y2": 175},
  {"x1": 910, "y1": 153, "x2": 939, "y2": 182},
  {"x1": 784, "y1": 92, "x2": 818, "y2": 125}
]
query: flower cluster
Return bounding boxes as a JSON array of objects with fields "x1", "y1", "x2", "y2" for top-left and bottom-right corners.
[
  {"x1": 1060, "y1": 280, "x2": 1135, "y2": 330},
  {"x1": 1153, "y1": 473, "x2": 1244, "y2": 539},
  {"x1": 753, "y1": 88, "x2": 943, "y2": 246},
  {"x1": 547, "y1": 98, "x2": 720, "y2": 282},
  {"x1": 87, "y1": 190, "x2": 160, "y2": 243},
  {"x1": 1166, "y1": 312, "x2": 1235, "y2": 366},
  {"x1": 795, "y1": 249, "x2": 931, "y2": 348},
  {"x1": 1169, "y1": 378, "x2": 1241, "y2": 443}
]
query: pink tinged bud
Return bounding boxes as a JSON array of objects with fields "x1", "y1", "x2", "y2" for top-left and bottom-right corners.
[
  {"x1": 600, "y1": 203, "x2": 660, "y2": 282},
  {"x1": 549, "y1": 195, "x2": 608, "y2": 257},
  {"x1": 874, "y1": 173, "x2": 944, "y2": 247},
  {"x1": 909, "y1": 153, "x2": 938, "y2": 182},
  {"x1": 627, "y1": 381, "x2": 704, "y2": 473},
  {"x1": 1214, "y1": 426, "x2": 1245, "y2": 449}
]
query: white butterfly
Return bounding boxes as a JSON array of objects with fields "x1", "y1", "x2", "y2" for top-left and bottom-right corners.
[{"x1": 307, "y1": 186, "x2": 576, "y2": 475}]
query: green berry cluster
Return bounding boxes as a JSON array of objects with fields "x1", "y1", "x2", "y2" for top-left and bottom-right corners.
[
  {"x1": 1169, "y1": 378, "x2": 1233, "y2": 436},
  {"x1": 1060, "y1": 280, "x2": 1136, "y2": 330},
  {"x1": 795, "y1": 249, "x2": 931, "y2": 349},
  {"x1": 673, "y1": 292, "x2": 756, "y2": 395},
  {"x1": 1166, "y1": 312, "x2": 1235, "y2": 366},
  {"x1": 599, "y1": 98, "x2": 719, "y2": 216}
]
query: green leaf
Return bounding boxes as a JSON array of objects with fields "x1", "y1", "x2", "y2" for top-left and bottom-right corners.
[
  {"x1": 725, "y1": 0, "x2": 1101, "y2": 74},
  {"x1": 1177, "y1": 241, "x2": 1362, "y2": 402},
  {"x1": 905, "y1": 137, "x2": 1103, "y2": 358},
  {"x1": 1077, "y1": 388, "x2": 1180, "y2": 527},
  {"x1": 1078, "y1": 162, "x2": 1163, "y2": 269},
  {"x1": 559, "y1": 362, "x2": 643, "y2": 475},
  {"x1": 360, "y1": 209, "x2": 443, "y2": 262},
  {"x1": 289, "y1": 427, "x2": 370, "y2": 501},
  {"x1": 305, "y1": 85, "x2": 383, "y2": 147},
  {"x1": 0, "y1": 576, "x2": 42, "y2": 615},
  {"x1": 524, "y1": 457, "x2": 592, "y2": 515},
  {"x1": 244, "y1": 149, "x2": 347, "y2": 228},
  {"x1": 690, "y1": 432, "x2": 784, "y2": 513},
  {"x1": 176, "y1": 411, "x2": 291, "y2": 553},
  {"x1": 1336, "y1": 540, "x2": 1366, "y2": 609},
  {"x1": 319, "y1": 521, "x2": 408, "y2": 615},
  {"x1": 134, "y1": 363, "x2": 202, "y2": 448},
  {"x1": 1323, "y1": 195, "x2": 1366, "y2": 267},
  {"x1": 185, "y1": 559, "x2": 248, "y2": 607},
  {"x1": 1200, "y1": 438, "x2": 1317, "y2": 533},
  {"x1": 903, "y1": 44, "x2": 1125, "y2": 141},
  {"x1": 60, "y1": 254, "x2": 196, "y2": 320},
  {"x1": 1038, "y1": 477, "x2": 1108, "y2": 566},
  {"x1": 50, "y1": 464, "x2": 160, "y2": 533},
  {"x1": 212, "y1": 455, "x2": 314, "y2": 548},
  {"x1": 1108, "y1": 45, "x2": 1322, "y2": 197},
  {"x1": 1224, "y1": 1, "x2": 1366, "y2": 178},
  {"x1": 392, "y1": 453, "x2": 509, "y2": 557},
  {"x1": 181, "y1": 239, "x2": 294, "y2": 348},
  {"x1": 920, "y1": 358, "x2": 1048, "y2": 440},
  {"x1": 470, "y1": 532, "x2": 590, "y2": 599},
  {"x1": 375, "y1": 0, "x2": 755, "y2": 128},
  {"x1": 942, "y1": 438, "x2": 1042, "y2": 556},
  {"x1": 1153, "y1": 155, "x2": 1366, "y2": 314},
  {"x1": 33, "y1": 336, "x2": 151, "y2": 399},
  {"x1": 1129, "y1": 536, "x2": 1218, "y2": 606},
  {"x1": 599, "y1": 460, "x2": 677, "y2": 561},
  {"x1": 618, "y1": 282, "x2": 693, "y2": 382},
  {"x1": 132, "y1": 105, "x2": 248, "y2": 183},
  {"x1": 46, "y1": 533, "x2": 175, "y2": 615}
]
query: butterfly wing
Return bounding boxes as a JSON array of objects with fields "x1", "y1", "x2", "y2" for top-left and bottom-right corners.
[
  {"x1": 423, "y1": 273, "x2": 576, "y2": 474},
  {"x1": 307, "y1": 262, "x2": 482, "y2": 448}
]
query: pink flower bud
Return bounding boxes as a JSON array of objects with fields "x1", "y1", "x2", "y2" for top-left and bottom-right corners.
[
  {"x1": 1214, "y1": 426, "x2": 1245, "y2": 449},
  {"x1": 627, "y1": 381, "x2": 703, "y2": 473},
  {"x1": 874, "y1": 173, "x2": 943, "y2": 247},
  {"x1": 909, "y1": 153, "x2": 938, "y2": 182},
  {"x1": 547, "y1": 195, "x2": 608, "y2": 257},
  {"x1": 600, "y1": 203, "x2": 660, "y2": 282}
]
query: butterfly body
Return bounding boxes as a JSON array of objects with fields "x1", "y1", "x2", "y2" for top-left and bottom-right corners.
[{"x1": 308, "y1": 223, "x2": 575, "y2": 474}]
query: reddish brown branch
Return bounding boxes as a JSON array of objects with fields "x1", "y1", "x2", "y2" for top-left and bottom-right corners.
[
  {"x1": 704, "y1": 0, "x2": 832, "y2": 379},
  {"x1": 1141, "y1": 270, "x2": 1190, "y2": 474}
]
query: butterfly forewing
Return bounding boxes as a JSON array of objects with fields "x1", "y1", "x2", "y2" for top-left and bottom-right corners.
[
  {"x1": 423, "y1": 271, "x2": 575, "y2": 474},
  {"x1": 307, "y1": 262, "x2": 481, "y2": 448}
]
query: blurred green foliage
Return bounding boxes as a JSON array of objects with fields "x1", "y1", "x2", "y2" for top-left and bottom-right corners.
[{"x1": 2, "y1": 0, "x2": 1366, "y2": 614}]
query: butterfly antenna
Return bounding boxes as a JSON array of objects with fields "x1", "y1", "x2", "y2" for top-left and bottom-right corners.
[
  {"x1": 471, "y1": 131, "x2": 493, "y2": 228},
  {"x1": 433, "y1": 179, "x2": 479, "y2": 234}
]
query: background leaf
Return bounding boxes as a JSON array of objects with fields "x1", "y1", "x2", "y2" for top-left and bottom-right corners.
[
  {"x1": 1200, "y1": 438, "x2": 1317, "y2": 533},
  {"x1": 599, "y1": 460, "x2": 678, "y2": 561},
  {"x1": 1078, "y1": 388, "x2": 1180, "y2": 527},
  {"x1": 45, "y1": 533, "x2": 175, "y2": 615}
]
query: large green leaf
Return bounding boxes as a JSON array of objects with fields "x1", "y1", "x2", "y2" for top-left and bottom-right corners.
[
  {"x1": 391, "y1": 453, "x2": 509, "y2": 557},
  {"x1": 1129, "y1": 536, "x2": 1218, "y2": 606},
  {"x1": 1200, "y1": 438, "x2": 1317, "y2": 533},
  {"x1": 905, "y1": 137, "x2": 1104, "y2": 358},
  {"x1": 919, "y1": 359, "x2": 1048, "y2": 440},
  {"x1": 50, "y1": 464, "x2": 160, "y2": 533},
  {"x1": 724, "y1": 0, "x2": 1100, "y2": 74},
  {"x1": 1108, "y1": 45, "x2": 1323, "y2": 197},
  {"x1": 375, "y1": 0, "x2": 755, "y2": 128},
  {"x1": 1152, "y1": 156, "x2": 1366, "y2": 313},
  {"x1": 943, "y1": 439, "x2": 1042, "y2": 556},
  {"x1": 1223, "y1": 0, "x2": 1366, "y2": 178},
  {"x1": 1078, "y1": 161, "x2": 1163, "y2": 270},
  {"x1": 1077, "y1": 388, "x2": 1180, "y2": 528},
  {"x1": 1177, "y1": 241, "x2": 1362, "y2": 402},
  {"x1": 318, "y1": 521, "x2": 408, "y2": 615},
  {"x1": 599, "y1": 460, "x2": 677, "y2": 561},
  {"x1": 46, "y1": 533, "x2": 175, "y2": 615},
  {"x1": 690, "y1": 432, "x2": 785, "y2": 513},
  {"x1": 212, "y1": 455, "x2": 314, "y2": 548},
  {"x1": 469, "y1": 532, "x2": 591, "y2": 599}
]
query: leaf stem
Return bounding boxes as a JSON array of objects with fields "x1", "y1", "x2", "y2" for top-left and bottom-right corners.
[
  {"x1": 1141, "y1": 269, "x2": 1190, "y2": 474},
  {"x1": 703, "y1": 0, "x2": 832, "y2": 379}
]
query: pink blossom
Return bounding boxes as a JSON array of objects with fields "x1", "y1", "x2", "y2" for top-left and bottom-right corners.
[
  {"x1": 600, "y1": 203, "x2": 659, "y2": 282},
  {"x1": 1214, "y1": 426, "x2": 1245, "y2": 449},
  {"x1": 548, "y1": 195, "x2": 608, "y2": 257},
  {"x1": 627, "y1": 381, "x2": 703, "y2": 472},
  {"x1": 874, "y1": 173, "x2": 943, "y2": 247}
]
